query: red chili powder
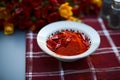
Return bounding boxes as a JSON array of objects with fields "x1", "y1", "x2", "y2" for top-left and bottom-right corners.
[{"x1": 46, "y1": 30, "x2": 90, "y2": 56}]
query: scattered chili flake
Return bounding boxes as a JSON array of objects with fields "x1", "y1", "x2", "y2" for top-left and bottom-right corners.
[{"x1": 46, "y1": 30, "x2": 90, "y2": 56}]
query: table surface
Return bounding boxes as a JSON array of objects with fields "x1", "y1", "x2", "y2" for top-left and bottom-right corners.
[
  {"x1": 0, "y1": 18, "x2": 120, "y2": 80},
  {"x1": 0, "y1": 30, "x2": 25, "y2": 80}
]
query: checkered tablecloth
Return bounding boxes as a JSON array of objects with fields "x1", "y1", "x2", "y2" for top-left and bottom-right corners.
[{"x1": 26, "y1": 18, "x2": 120, "y2": 80}]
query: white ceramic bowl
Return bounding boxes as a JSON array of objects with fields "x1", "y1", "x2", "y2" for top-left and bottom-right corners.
[{"x1": 37, "y1": 21, "x2": 100, "y2": 62}]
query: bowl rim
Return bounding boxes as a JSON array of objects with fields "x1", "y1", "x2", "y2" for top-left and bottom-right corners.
[{"x1": 37, "y1": 21, "x2": 100, "y2": 60}]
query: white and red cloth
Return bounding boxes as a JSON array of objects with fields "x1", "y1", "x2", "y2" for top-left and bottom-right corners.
[{"x1": 26, "y1": 18, "x2": 120, "y2": 80}]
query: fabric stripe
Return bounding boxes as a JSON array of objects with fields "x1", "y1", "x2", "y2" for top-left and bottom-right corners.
[
  {"x1": 27, "y1": 31, "x2": 34, "y2": 80},
  {"x1": 87, "y1": 57, "x2": 97, "y2": 80}
]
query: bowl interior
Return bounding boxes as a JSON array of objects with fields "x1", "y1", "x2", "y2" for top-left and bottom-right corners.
[{"x1": 37, "y1": 21, "x2": 100, "y2": 60}]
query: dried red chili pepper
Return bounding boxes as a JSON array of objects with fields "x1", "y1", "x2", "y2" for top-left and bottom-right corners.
[{"x1": 46, "y1": 30, "x2": 90, "y2": 56}]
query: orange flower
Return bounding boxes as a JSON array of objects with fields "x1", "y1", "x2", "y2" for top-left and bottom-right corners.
[
  {"x1": 4, "y1": 22, "x2": 14, "y2": 35},
  {"x1": 0, "y1": 7, "x2": 6, "y2": 19},
  {"x1": 59, "y1": 2, "x2": 73, "y2": 19},
  {"x1": 0, "y1": 7, "x2": 11, "y2": 20},
  {"x1": 67, "y1": 16, "x2": 78, "y2": 21},
  {"x1": 92, "y1": 0, "x2": 102, "y2": 7}
]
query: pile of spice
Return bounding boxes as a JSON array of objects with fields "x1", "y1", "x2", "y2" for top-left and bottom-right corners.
[{"x1": 46, "y1": 30, "x2": 90, "y2": 56}]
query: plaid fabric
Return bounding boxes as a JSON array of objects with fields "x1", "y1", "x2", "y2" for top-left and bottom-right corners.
[{"x1": 26, "y1": 18, "x2": 120, "y2": 80}]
